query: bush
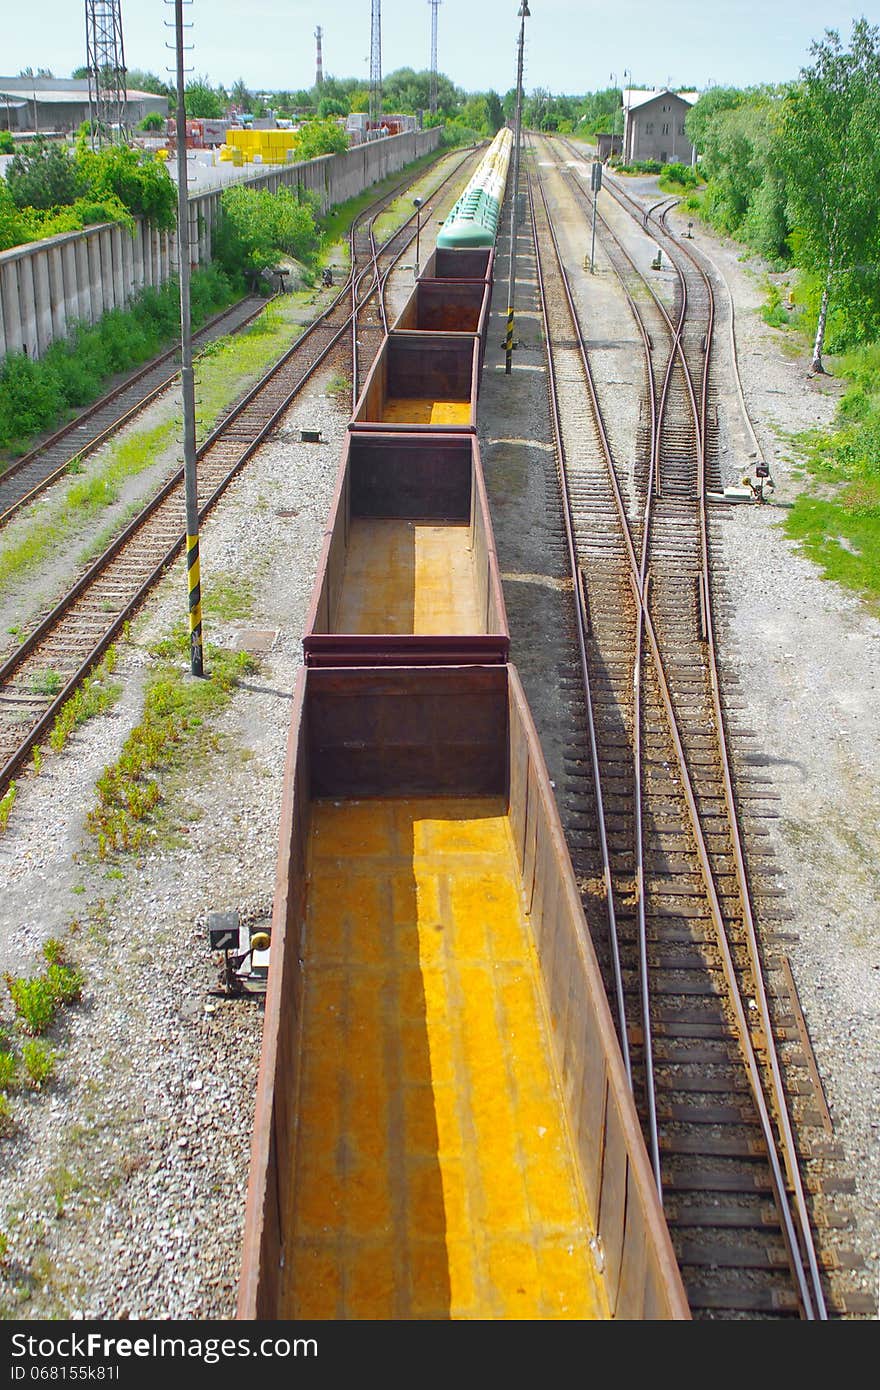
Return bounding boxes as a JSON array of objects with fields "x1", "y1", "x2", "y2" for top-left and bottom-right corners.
[
  {"x1": 7, "y1": 140, "x2": 85, "y2": 210},
  {"x1": 75, "y1": 142, "x2": 176, "y2": 231},
  {"x1": 658, "y1": 161, "x2": 700, "y2": 192},
  {"x1": 0, "y1": 265, "x2": 238, "y2": 452},
  {"x1": 138, "y1": 113, "x2": 166, "y2": 132},
  {"x1": 214, "y1": 185, "x2": 319, "y2": 276},
  {"x1": 295, "y1": 118, "x2": 349, "y2": 161},
  {"x1": 0, "y1": 131, "x2": 14, "y2": 154}
]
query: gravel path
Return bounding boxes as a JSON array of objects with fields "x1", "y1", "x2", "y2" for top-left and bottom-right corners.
[{"x1": 0, "y1": 161, "x2": 876, "y2": 1321}]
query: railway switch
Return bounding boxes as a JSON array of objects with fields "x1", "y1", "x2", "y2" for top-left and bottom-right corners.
[{"x1": 207, "y1": 908, "x2": 271, "y2": 997}]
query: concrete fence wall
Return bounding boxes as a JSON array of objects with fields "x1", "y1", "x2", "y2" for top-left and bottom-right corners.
[{"x1": 0, "y1": 127, "x2": 442, "y2": 361}]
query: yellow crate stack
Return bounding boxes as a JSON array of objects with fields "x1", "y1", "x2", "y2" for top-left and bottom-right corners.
[{"x1": 219, "y1": 128, "x2": 298, "y2": 165}]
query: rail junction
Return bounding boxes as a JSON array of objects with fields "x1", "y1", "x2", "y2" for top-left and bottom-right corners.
[
  {"x1": 0, "y1": 131, "x2": 872, "y2": 1322},
  {"x1": 480, "y1": 131, "x2": 866, "y2": 1318}
]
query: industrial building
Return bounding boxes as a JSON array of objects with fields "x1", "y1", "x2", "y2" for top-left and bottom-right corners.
[
  {"x1": 0, "y1": 76, "x2": 167, "y2": 135},
  {"x1": 622, "y1": 88, "x2": 698, "y2": 164}
]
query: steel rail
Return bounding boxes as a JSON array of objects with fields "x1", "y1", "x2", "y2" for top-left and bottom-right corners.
[
  {"x1": 538, "y1": 134, "x2": 826, "y2": 1317},
  {"x1": 532, "y1": 138, "x2": 669, "y2": 1184},
  {"x1": 570, "y1": 143, "x2": 826, "y2": 1320},
  {"x1": 526, "y1": 172, "x2": 631, "y2": 1084},
  {"x1": 0, "y1": 152, "x2": 476, "y2": 798},
  {"x1": 655, "y1": 202, "x2": 828, "y2": 1320}
]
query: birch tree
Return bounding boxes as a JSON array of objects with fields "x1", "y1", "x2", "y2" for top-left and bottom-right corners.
[{"x1": 779, "y1": 20, "x2": 880, "y2": 372}]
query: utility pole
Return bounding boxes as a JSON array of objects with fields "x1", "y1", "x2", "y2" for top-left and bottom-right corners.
[
  {"x1": 428, "y1": 0, "x2": 441, "y2": 116},
  {"x1": 504, "y1": 2, "x2": 529, "y2": 375},
  {"x1": 315, "y1": 26, "x2": 324, "y2": 87},
  {"x1": 369, "y1": 0, "x2": 382, "y2": 135},
  {"x1": 171, "y1": 0, "x2": 204, "y2": 677}
]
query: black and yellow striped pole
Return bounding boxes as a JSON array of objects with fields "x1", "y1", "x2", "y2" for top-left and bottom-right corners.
[
  {"x1": 173, "y1": 0, "x2": 204, "y2": 677},
  {"x1": 186, "y1": 530, "x2": 204, "y2": 674},
  {"x1": 504, "y1": 2, "x2": 530, "y2": 375}
]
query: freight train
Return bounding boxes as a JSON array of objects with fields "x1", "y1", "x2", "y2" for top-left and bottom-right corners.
[
  {"x1": 436, "y1": 127, "x2": 513, "y2": 249},
  {"x1": 237, "y1": 156, "x2": 688, "y2": 1321}
]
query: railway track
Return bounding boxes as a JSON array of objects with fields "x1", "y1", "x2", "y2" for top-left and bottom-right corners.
[
  {"x1": 527, "y1": 132, "x2": 836, "y2": 1318},
  {"x1": 0, "y1": 147, "x2": 480, "y2": 799},
  {"x1": 0, "y1": 293, "x2": 272, "y2": 528}
]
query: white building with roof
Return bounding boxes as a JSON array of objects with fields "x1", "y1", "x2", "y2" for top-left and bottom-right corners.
[{"x1": 622, "y1": 89, "x2": 699, "y2": 165}]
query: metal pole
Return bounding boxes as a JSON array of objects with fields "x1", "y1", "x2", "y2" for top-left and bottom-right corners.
[
  {"x1": 413, "y1": 196, "x2": 422, "y2": 279},
  {"x1": 174, "y1": 0, "x2": 204, "y2": 677},
  {"x1": 590, "y1": 190, "x2": 597, "y2": 273},
  {"x1": 505, "y1": 2, "x2": 529, "y2": 375}
]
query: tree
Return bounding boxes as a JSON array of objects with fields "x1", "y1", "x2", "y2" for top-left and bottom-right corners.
[
  {"x1": 317, "y1": 96, "x2": 349, "y2": 119},
  {"x1": 485, "y1": 91, "x2": 504, "y2": 134},
  {"x1": 231, "y1": 78, "x2": 253, "y2": 111},
  {"x1": 214, "y1": 184, "x2": 319, "y2": 275},
  {"x1": 184, "y1": 75, "x2": 224, "y2": 119},
  {"x1": 127, "y1": 70, "x2": 174, "y2": 98},
  {"x1": 778, "y1": 20, "x2": 880, "y2": 371},
  {"x1": 295, "y1": 118, "x2": 348, "y2": 160},
  {"x1": 6, "y1": 141, "x2": 84, "y2": 210}
]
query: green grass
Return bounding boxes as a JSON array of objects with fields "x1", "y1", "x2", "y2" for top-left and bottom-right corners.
[
  {"x1": 0, "y1": 302, "x2": 302, "y2": 599},
  {"x1": 86, "y1": 625, "x2": 258, "y2": 858},
  {"x1": 49, "y1": 647, "x2": 122, "y2": 753},
  {"x1": 784, "y1": 491, "x2": 880, "y2": 607},
  {"x1": 0, "y1": 419, "x2": 177, "y2": 598},
  {"x1": 782, "y1": 338, "x2": 880, "y2": 606}
]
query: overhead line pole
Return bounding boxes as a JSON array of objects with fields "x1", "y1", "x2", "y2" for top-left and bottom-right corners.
[
  {"x1": 171, "y1": 0, "x2": 204, "y2": 677},
  {"x1": 504, "y1": 1, "x2": 530, "y2": 375}
]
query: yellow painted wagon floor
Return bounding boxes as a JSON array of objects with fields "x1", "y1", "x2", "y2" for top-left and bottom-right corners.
[
  {"x1": 334, "y1": 520, "x2": 480, "y2": 634},
  {"x1": 381, "y1": 397, "x2": 471, "y2": 426},
  {"x1": 282, "y1": 797, "x2": 609, "y2": 1321}
]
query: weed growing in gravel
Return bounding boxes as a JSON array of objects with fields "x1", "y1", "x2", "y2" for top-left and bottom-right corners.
[
  {"x1": 22, "y1": 1042, "x2": 55, "y2": 1090},
  {"x1": 49, "y1": 647, "x2": 122, "y2": 753},
  {"x1": 42, "y1": 939, "x2": 65, "y2": 966},
  {"x1": 30, "y1": 747, "x2": 42, "y2": 776},
  {"x1": 0, "y1": 1052, "x2": 17, "y2": 1090},
  {"x1": 203, "y1": 571, "x2": 255, "y2": 621},
  {"x1": 325, "y1": 373, "x2": 351, "y2": 399},
  {"x1": 6, "y1": 977, "x2": 56, "y2": 1036},
  {"x1": 28, "y1": 669, "x2": 64, "y2": 698},
  {"x1": 0, "y1": 783, "x2": 16, "y2": 835},
  {"x1": 87, "y1": 626, "x2": 257, "y2": 857},
  {"x1": 45, "y1": 963, "x2": 84, "y2": 1006}
]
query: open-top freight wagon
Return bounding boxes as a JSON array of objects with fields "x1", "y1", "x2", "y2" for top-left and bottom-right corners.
[{"x1": 236, "y1": 125, "x2": 689, "y2": 1323}]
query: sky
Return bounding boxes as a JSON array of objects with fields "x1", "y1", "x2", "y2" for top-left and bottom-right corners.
[{"x1": 3, "y1": 1, "x2": 876, "y2": 97}]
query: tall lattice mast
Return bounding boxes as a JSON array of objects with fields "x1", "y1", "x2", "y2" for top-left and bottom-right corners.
[
  {"x1": 369, "y1": 0, "x2": 382, "y2": 132},
  {"x1": 315, "y1": 26, "x2": 324, "y2": 87},
  {"x1": 84, "y1": 0, "x2": 128, "y2": 144},
  {"x1": 428, "y1": 0, "x2": 441, "y2": 115}
]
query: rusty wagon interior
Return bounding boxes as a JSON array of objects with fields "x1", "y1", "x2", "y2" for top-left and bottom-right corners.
[
  {"x1": 421, "y1": 246, "x2": 495, "y2": 282},
  {"x1": 238, "y1": 664, "x2": 688, "y2": 1321},
  {"x1": 350, "y1": 331, "x2": 480, "y2": 431},
  {"x1": 392, "y1": 278, "x2": 490, "y2": 338},
  {"x1": 303, "y1": 432, "x2": 508, "y2": 667}
]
